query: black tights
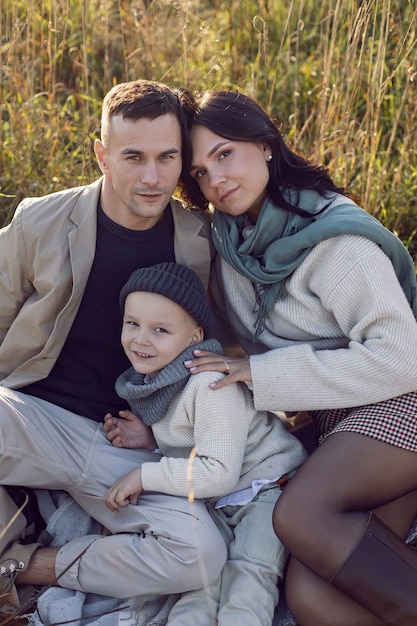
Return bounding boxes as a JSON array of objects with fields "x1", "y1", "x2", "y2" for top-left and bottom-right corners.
[{"x1": 273, "y1": 433, "x2": 417, "y2": 626}]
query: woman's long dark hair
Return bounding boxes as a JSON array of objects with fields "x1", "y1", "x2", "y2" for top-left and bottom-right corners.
[{"x1": 179, "y1": 90, "x2": 349, "y2": 216}]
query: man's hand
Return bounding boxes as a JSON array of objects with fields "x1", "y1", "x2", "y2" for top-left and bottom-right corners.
[
  {"x1": 104, "y1": 467, "x2": 143, "y2": 511},
  {"x1": 104, "y1": 410, "x2": 157, "y2": 450}
]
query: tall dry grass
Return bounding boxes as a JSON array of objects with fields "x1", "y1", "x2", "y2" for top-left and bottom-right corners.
[{"x1": 1, "y1": 0, "x2": 417, "y2": 256}]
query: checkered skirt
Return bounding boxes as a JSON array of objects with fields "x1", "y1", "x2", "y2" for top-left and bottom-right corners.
[{"x1": 312, "y1": 390, "x2": 417, "y2": 451}]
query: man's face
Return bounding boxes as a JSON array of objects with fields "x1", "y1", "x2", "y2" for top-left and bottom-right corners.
[{"x1": 95, "y1": 113, "x2": 182, "y2": 230}]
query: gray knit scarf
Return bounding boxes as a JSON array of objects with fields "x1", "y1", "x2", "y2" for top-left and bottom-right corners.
[
  {"x1": 212, "y1": 189, "x2": 417, "y2": 339},
  {"x1": 115, "y1": 338, "x2": 222, "y2": 426}
]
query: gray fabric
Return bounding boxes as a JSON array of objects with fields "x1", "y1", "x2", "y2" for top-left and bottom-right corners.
[
  {"x1": 116, "y1": 338, "x2": 222, "y2": 425},
  {"x1": 212, "y1": 191, "x2": 417, "y2": 338}
]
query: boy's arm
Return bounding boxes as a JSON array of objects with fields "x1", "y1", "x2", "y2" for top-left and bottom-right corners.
[
  {"x1": 104, "y1": 466, "x2": 143, "y2": 511},
  {"x1": 140, "y1": 372, "x2": 252, "y2": 499}
]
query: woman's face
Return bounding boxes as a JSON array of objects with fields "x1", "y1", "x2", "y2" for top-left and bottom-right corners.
[{"x1": 190, "y1": 125, "x2": 272, "y2": 223}]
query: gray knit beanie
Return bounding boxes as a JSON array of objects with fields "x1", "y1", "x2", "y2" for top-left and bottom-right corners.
[{"x1": 120, "y1": 262, "x2": 213, "y2": 338}]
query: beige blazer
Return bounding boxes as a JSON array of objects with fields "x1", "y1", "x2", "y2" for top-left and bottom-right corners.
[{"x1": 0, "y1": 178, "x2": 213, "y2": 388}]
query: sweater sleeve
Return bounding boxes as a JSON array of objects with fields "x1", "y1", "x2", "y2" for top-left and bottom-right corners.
[
  {"x1": 0, "y1": 204, "x2": 33, "y2": 346},
  {"x1": 250, "y1": 236, "x2": 417, "y2": 412},
  {"x1": 140, "y1": 373, "x2": 253, "y2": 499}
]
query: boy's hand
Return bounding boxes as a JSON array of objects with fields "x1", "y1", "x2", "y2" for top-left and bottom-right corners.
[
  {"x1": 104, "y1": 467, "x2": 143, "y2": 511},
  {"x1": 104, "y1": 410, "x2": 157, "y2": 450}
]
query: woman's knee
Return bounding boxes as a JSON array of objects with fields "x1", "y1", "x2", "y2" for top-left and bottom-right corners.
[{"x1": 272, "y1": 485, "x2": 312, "y2": 545}]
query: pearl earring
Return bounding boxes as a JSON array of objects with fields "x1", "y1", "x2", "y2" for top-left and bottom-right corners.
[{"x1": 267, "y1": 154, "x2": 273, "y2": 161}]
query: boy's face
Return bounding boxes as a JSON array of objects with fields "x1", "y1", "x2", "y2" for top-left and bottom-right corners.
[{"x1": 121, "y1": 291, "x2": 204, "y2": 375}]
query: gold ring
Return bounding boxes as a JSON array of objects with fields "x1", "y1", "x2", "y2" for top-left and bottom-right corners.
[{"x1": 223, "y1": 361, "x2": 230, "y2": 375}]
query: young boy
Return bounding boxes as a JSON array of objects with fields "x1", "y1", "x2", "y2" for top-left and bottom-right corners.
[{"x1": 104, "y1": 262, "x2": 307, "y2": 626}]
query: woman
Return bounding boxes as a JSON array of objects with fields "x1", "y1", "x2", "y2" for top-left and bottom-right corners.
[{"x1": 179, "y1": 89, "x2": 417, "y2": 626}]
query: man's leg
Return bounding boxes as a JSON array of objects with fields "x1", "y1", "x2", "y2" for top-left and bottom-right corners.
[
  {"x1": 16, "y1": 503, "x2": 226, "y2": 598},
  {"x1": 12, "y1": 546, "x2": 59, "y2": 587},
  {"x1": 0, "y1": 388, "x2": 227, "y2": 596},
  {"x1": 13, "y1": 494, "x2": 226, "y2": 598},
  {"x1": 0, "y1": 487, "x2": 43, "y2": 611}
]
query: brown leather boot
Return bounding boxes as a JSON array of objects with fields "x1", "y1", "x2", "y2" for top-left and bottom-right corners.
[
  {"x1": 0, "y1": 488, "x2": 42, "y2": 613},
  {"x1": 330, "y1": 512, "x2": 417, "y2": 625},
  {"x1": 0, "y1": 487, "x2": 27, "y2": 550},
  {"x1": 0, "y1": 541, "x2": 42, "y2": 611}
]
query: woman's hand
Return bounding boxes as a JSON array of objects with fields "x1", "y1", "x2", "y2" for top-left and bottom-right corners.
[
  {"x1": 184, "y1": 349, "x2": 252, "y2": 389},
  {"x1": 104, "y1": 467, "x2": 143, "y2": 511},
  {"x1": 103, "y1": 410, "x2": 157, "y2": 450}
]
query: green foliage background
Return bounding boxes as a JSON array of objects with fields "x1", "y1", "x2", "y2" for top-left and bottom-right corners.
[{"x1": 1, "y1": 0, "x2": 417, "y2": 258}]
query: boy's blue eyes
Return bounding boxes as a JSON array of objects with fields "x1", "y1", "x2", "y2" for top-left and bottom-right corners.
[{"x1": 125, "y1": 321, "x2": 167, "y2": 333}]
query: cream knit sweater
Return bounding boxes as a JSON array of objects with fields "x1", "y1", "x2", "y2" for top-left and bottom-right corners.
[
  {"x1": 213, "y1": 233, "x2": 417, "y2": 413},
  {"x1": 140, "y1": 371, "x2": 307, "y2": 499}
]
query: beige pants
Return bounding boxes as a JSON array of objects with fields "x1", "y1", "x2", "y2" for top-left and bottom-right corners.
[
  {"x1": 0, "y1": 387, "x2": 227, "y2": 597},
  {"x1": 167, "y1": 487, "x2": 286, "y2": 625}
]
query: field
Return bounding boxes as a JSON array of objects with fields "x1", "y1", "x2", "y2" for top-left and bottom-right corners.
[
  {"x1": 1, "y1": 0, "x2": 417, "y2": 259},
  {"x1": 1, "y1": 4, "x2": 417, "y2": 623}
]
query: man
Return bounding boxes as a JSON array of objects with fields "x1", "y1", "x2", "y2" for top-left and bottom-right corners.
[{"x1": 0, "y1": 79, "x2": 226, "y2": 608}]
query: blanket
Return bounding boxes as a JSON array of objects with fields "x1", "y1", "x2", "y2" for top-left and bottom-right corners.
[{"x1": 30, "y1": 491, "x2": 417, "y2": 626}]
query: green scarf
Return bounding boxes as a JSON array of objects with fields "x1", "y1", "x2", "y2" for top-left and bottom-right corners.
[
  {"x1": 116, "y1": 338, "x2": 222, "y2": 426},
  {"x1": 211, "y1": 190, "x2": 417, "y2": 339}
]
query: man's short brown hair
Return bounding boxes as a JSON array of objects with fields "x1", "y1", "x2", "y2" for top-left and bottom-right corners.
[{"x1": 101, "y1": 79, "x2": 182, "y2": 147}]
